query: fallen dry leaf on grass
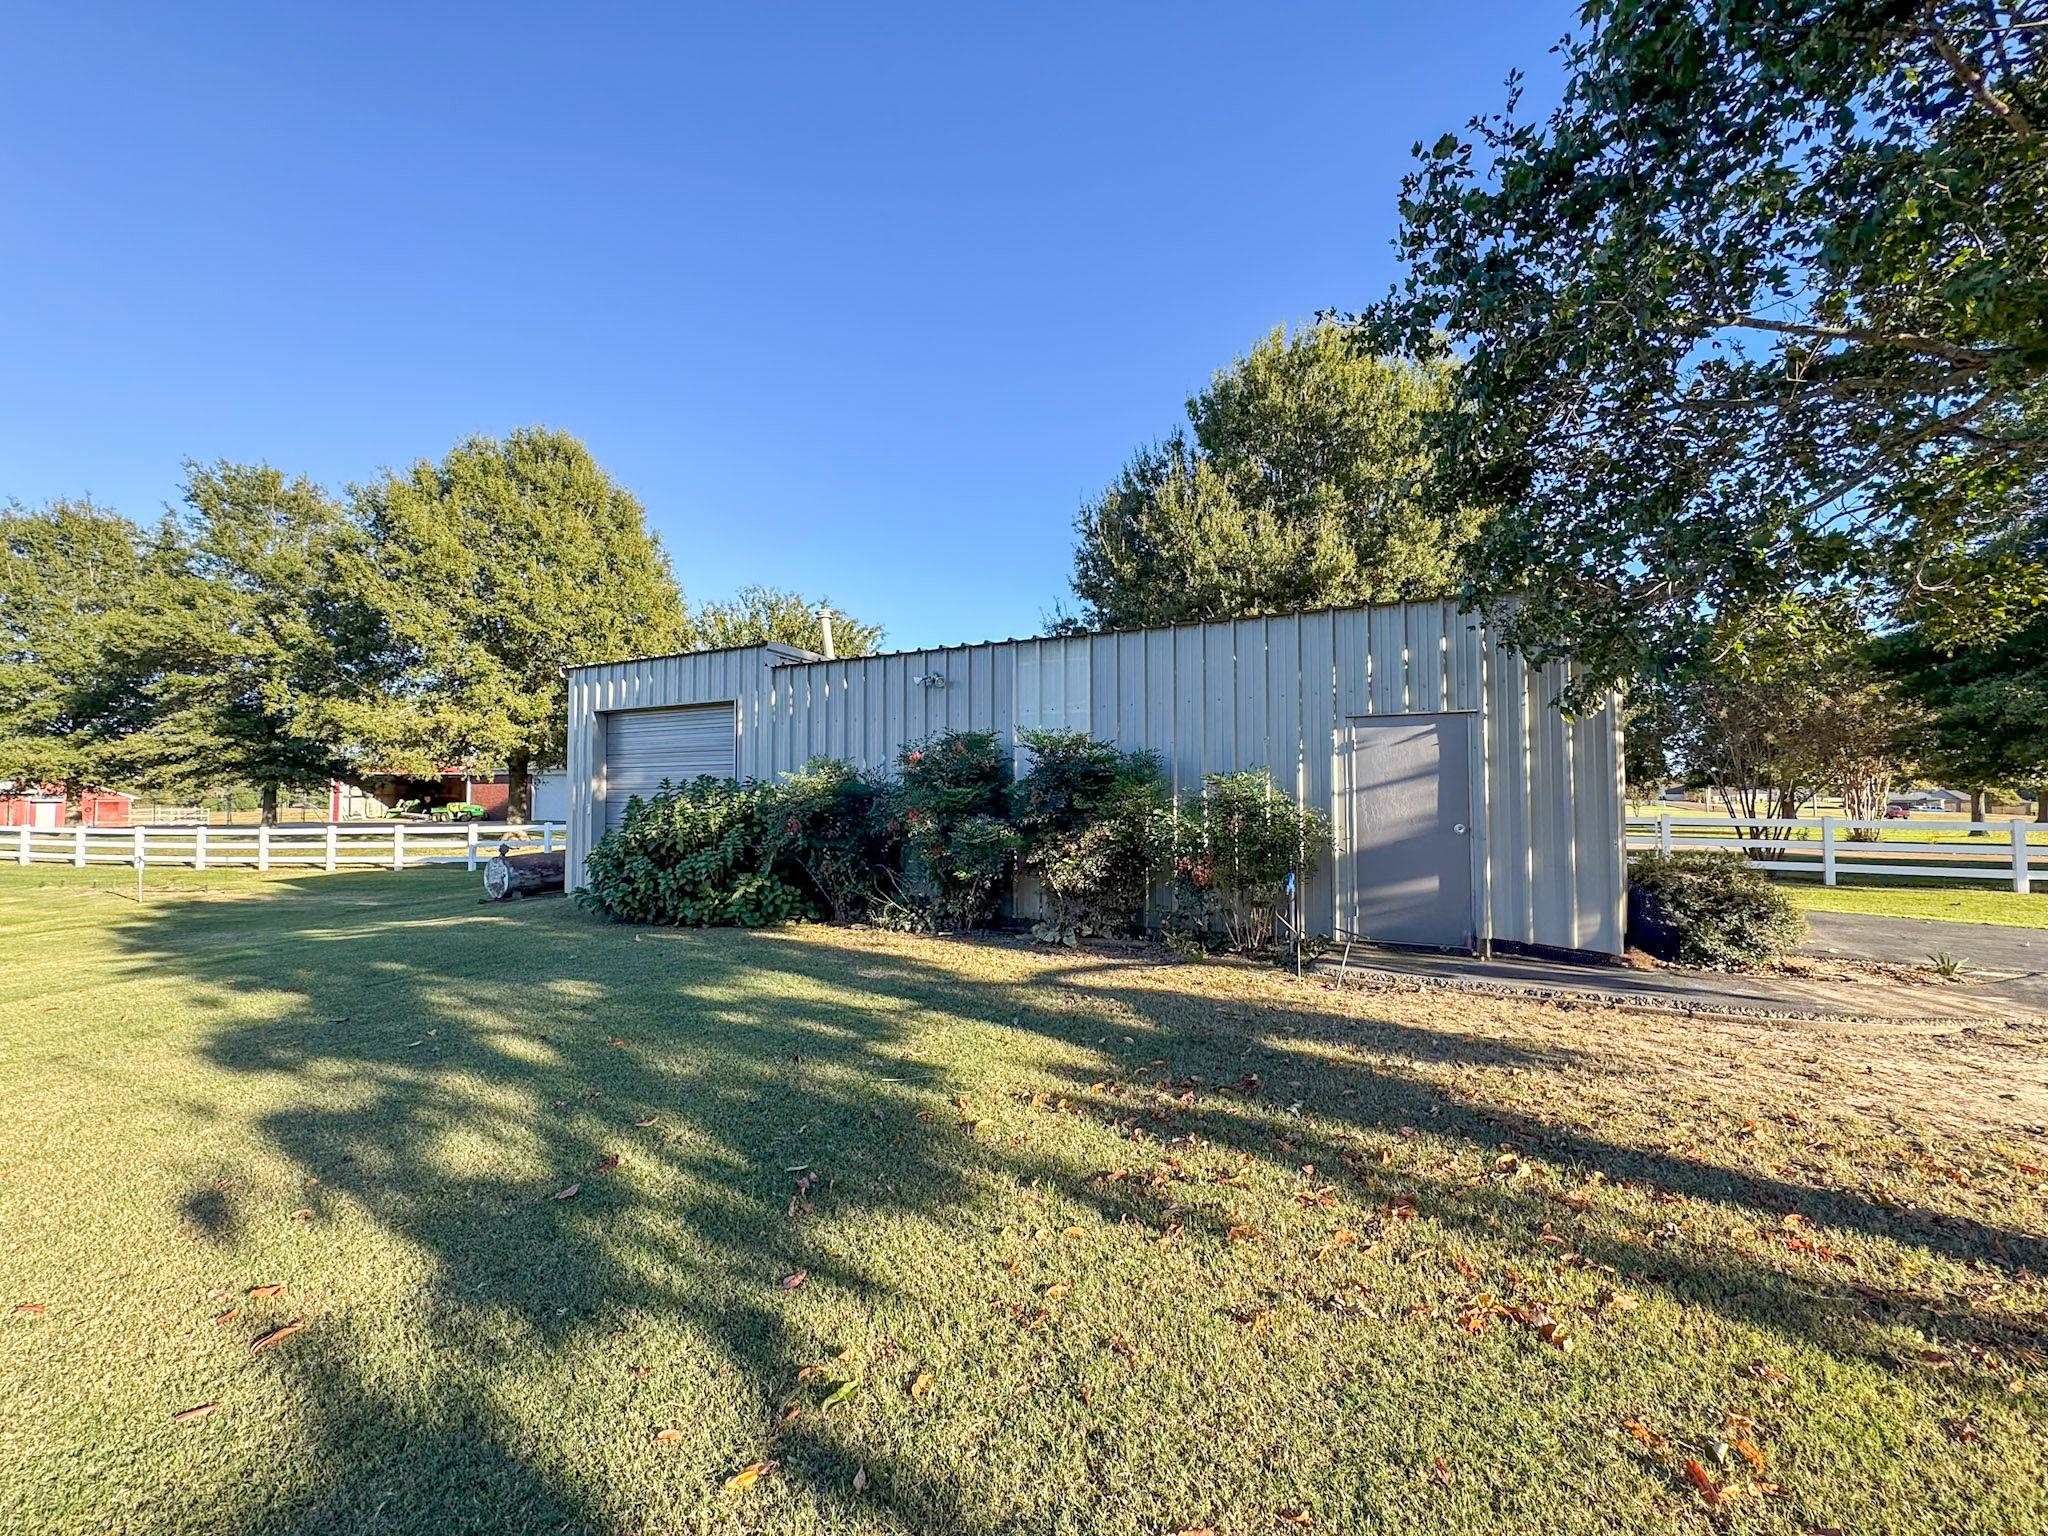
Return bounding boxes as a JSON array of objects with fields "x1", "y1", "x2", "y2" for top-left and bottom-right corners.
[
  {"x1": 780, "y1": 1270, "x2": 808, "y2": 1290},
  {"x1": 653, "y1": 1427, "x2": 684, "y2": 1444},
  {"x1": 1429, "y1": 1456, "x2": 1453, "y2": 1486},
  {"x1": 553, "y1": 1184, "x2": 581, "y2": 1202},
  {"x1": 1275, "y1": 1510, "x2": 1312, "y2": 1529},
  {"x1": 288, "y1": 1208, "x2": 313, "y2": 1222},
  {"x1": 591, "y1": 1154, "x2": 621, "y2": 1174},
  {"x1": 248, "y1": 1318, "x2": 305, "y2": 1355},
  {"x1": 171, "y1": 1403, "x2": 219, "y2": 1425},
  {"x1": 723, "y1": 1460, "x2": 776, "y2": 1492},
  {"x1": 247, "y1": 1284, "x2": 285, "y2": 1300},
  {"x1": 634, "y1": 1117, "x2": 657, "y2": 1127},
  {"x1": 852, "y1": 1466, "x2": 868, "y2": 1491},
  {"x1": 211, "y1": 1308, "x2": 238, "y2": 1327},
  {"x1": 11, "y1": 1303, "x2": 45, "y2": 1318},
  {"x1": 1682, "y1": 1459, "x2": 1724, "y2": 1504},
  {"x1": 909, "y1": 1370, "x2": 934, "y2": 1398}
]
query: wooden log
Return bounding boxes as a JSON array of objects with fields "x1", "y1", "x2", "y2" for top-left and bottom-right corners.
[{"x1": 483, "y1": 849, "x2": 566, "y2": 901}]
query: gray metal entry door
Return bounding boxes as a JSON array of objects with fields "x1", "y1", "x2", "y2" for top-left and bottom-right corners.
[
  {"x1": 602, "y1": 704, "x2": 737, "y2": 832},
  {"x1": 1341, "y1": 715, "x2": 1475, "y2": 950}
]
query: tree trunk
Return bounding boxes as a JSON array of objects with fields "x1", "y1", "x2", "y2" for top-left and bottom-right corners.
[
  {"x1": 2038, "y1": 788, "x2": 2047, "y2": 824},
  {"x1": 260, "y1": 782, "x2": 279, "y2": 826},
  {"x1": 1970, "y1": 788, "x2": 1987, "y2": 835},
  {"x1": 483, "y1": 850, "x2": 565, "y2": 900},
  {"x1": 507, "y1": 748, "x2": 532, "y2": 822}
]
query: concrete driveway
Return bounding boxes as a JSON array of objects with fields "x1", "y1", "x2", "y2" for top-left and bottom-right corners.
[{"x1": 1802, "y1": 912, "x2": 2048, "y2": 1013}]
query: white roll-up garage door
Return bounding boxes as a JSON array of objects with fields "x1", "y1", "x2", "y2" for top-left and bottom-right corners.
[{"x1": 602, "y1": 704, "x2": 737, "y2": 832}]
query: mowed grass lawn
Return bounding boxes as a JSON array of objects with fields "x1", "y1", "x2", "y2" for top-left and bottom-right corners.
[
  {"x1": 1779, "y1": 876, "x2": 2048, "y2": 929},
  {"x1": 2, "y1": 869, "x2": 2044, "y2": 1536}
]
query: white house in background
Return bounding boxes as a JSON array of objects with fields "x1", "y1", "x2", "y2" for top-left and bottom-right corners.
[{"x1": 556, "y1": 602, "x2": 1629, "y2": 958}]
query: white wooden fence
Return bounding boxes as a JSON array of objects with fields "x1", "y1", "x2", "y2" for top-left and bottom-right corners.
[
  {"x1": 8, "y1": 822, "x2": 563, "y2": 874},
  {"x1": 1627, "y1": 815, "x2": 2042, "y2": 892}
]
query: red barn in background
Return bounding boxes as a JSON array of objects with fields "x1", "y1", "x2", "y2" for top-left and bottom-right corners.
[{"x1": 78, "y1": 790, "x2": 132, "y2": 827}]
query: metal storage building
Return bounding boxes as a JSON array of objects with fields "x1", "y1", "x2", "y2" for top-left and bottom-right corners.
[{"x1": 562, "y1": 602, "x2": 1627, "y2": 955}]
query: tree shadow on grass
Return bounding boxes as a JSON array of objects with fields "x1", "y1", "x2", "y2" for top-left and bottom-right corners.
[{"x1": 103, "y1": 874, "x2": 2046, "y2": 1534}]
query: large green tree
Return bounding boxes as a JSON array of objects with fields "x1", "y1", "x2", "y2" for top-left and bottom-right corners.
[
  {"x1": 1070, "y1": 323, "x2": 1475, "y2": 629},
  {"x1": 113, "y1": 463, "x2": 388, "y2": 820},
  {"x1": 356, "y1": 428, "x2": 689, "y2": 816},
  {"x1": 1881, "y1": 611, "x2": 2048, "y2": 821},
  {"x1": 1364, "y1": 1, "x2": 2046, "y2": 700},
  {"x1": 691, "y1": 584, "x2": 883, "y2": 657},
  {"x1": 0, "y1": 499, "x2": 151, "y2": 790}
]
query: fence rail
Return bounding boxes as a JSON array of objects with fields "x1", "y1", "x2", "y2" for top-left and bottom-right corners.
[
  {"x1": 9, "y1": 822, "x2": 563, "y2": 874},
  {"x1": 1627, "y1": 815, "x2": 2041, "y2": 892}
]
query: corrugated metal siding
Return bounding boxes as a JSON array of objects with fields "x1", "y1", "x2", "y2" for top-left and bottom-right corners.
[{"x1": 561, "y1": 603, "x2": 1625, "y2": 955}]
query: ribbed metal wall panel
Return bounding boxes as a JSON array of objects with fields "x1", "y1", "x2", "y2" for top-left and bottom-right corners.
[{"x1": 560, "y1": 605, "x2": 1625, "y2": 954}]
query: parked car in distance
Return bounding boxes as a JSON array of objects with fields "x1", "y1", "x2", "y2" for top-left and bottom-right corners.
[{"x1": 1883, "y1": 803, "x2": 1912, "y2": 819}]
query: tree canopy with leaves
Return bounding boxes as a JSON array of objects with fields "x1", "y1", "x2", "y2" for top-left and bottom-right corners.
[
  {"x1": 1880, "y1": 609, "x2": 2048, "y2": 816},
  {"x1": 1070, "y1": 324, "x2": 1476, "y2": 630},
  {"x1": 1363, "y1": 0, "x2": 2045, "y2": 698},
  {"x1": 0, "y1": 499, "x2": 152, "y2": 790},
  {"x1": 109, "y1": 463, "x2": 392, "y2": 819},
  {"x1": 354, "y1": 428, "x2": 689, "y2": 816},
  {"x1": 691, "y1": 584, "x2": 883, "y2": 657}
]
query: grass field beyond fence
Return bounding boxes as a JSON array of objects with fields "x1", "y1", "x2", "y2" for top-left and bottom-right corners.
[{"x1": 1, "y1": 867, "x2": 2043, "y2": 1535}]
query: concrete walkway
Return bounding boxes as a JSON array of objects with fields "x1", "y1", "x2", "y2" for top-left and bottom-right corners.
[
  {"x1": 1801, "y1": 912, "x2": 2048, "y2": 1013},
  {"x1": 1317, "y1": 925, "x2": 2042, "y2": 1022}
]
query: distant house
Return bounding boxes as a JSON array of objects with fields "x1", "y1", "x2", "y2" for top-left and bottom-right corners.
[{"x1": 329, "y1": 769, "x2": 512, "y2": 821}]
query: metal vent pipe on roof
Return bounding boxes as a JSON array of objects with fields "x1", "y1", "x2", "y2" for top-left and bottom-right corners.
[{"x1": 817, "y1": 605, "x2": 836, "y2": 660}]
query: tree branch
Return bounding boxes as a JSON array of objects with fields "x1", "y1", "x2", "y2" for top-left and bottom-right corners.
[{"x1": 1923, "y1": 0, "x2": 2034, "y2": 139}]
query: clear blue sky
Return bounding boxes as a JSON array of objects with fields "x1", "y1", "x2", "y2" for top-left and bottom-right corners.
[{"x1": 3, "y1": 2, "x2": 1570, "y2": 650}]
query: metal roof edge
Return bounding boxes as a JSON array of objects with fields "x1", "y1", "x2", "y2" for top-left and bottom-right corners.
[{"x1": 569, "y1": 598, "x2": 1492, "y2": 677}]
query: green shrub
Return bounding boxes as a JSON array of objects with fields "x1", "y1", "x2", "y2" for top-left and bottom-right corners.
[
  {"x1": 1626, "y1": 851, "x2": 1805, "y2": 969},
  {"x1": 579, "y1": 778, "x2": 808, "y2": 927},
  {"x1": 767, "y1": 758, "x2": 896, "y2": 923},
  {"x1": 888, "y1": 732, "x2": 1018, "y2": 930},
  {"x1": 1170, "y1": 770, "x2": 1329, "y2": 952},
  {"x1": 1012, "y1": 730, "x2": 1173, "y2": 943}
]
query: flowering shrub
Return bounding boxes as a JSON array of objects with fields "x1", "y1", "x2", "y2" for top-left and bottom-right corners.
[
  {"x1": 1012, "y1": 730, "x2": 1173, "y2": 943},
  {"x1": 888, "y1": 732, "x2": 1018, "y2": 930},
  {"x1": 766, "y1": 758, "x2": 897, "y2": 923},
  {"x1": 1169, "y1": 770, "x2": 1329, "y2": 952}
]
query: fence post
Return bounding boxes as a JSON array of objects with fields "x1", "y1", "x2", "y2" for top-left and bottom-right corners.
[
  {"x1": 325, "y1": 823, "x2": 338, "y2": 872},
  {"x1": 133, "y1": 824, "x2": 146, "y2": 870},
  {"x1": 1657, "y1": 814, "x2": 1671, "y2": 856},
  {"x1": 2014, "y1": 820, "x2": 2032, "y2": 895},
  {"x1": 257, "y1": 823, "x2": 270, "y2": 873},
  {"x1": 72, "y1": 825, "x2": 86, "y2": 868},
  {"x1": 466, "y1": 822, "x2": 479, "y2": 872},
  {"x1": 543, "y1": 823, "x2": 555, "y2": 854},
  {"x1": 194, "y1": 824, "x2": 208, "y2": 871},
  {"x1": 392, "y1": 824, "x2": 406, "y2": 872},
  {"x1": 15, "y1": 825, "x2": 28, "y2": 866},
  {"x1": 1821, "y1": 815, "x2": 1836, "y2": 887}
]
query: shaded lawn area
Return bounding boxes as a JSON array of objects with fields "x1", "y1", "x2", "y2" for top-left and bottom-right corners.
[
  {"x1": 1778, "y1": 875, "x2": 2048, "y2": 930},
  {"x1": 1, "y1": 867, "x2": 2044, "y2": 1536}
]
